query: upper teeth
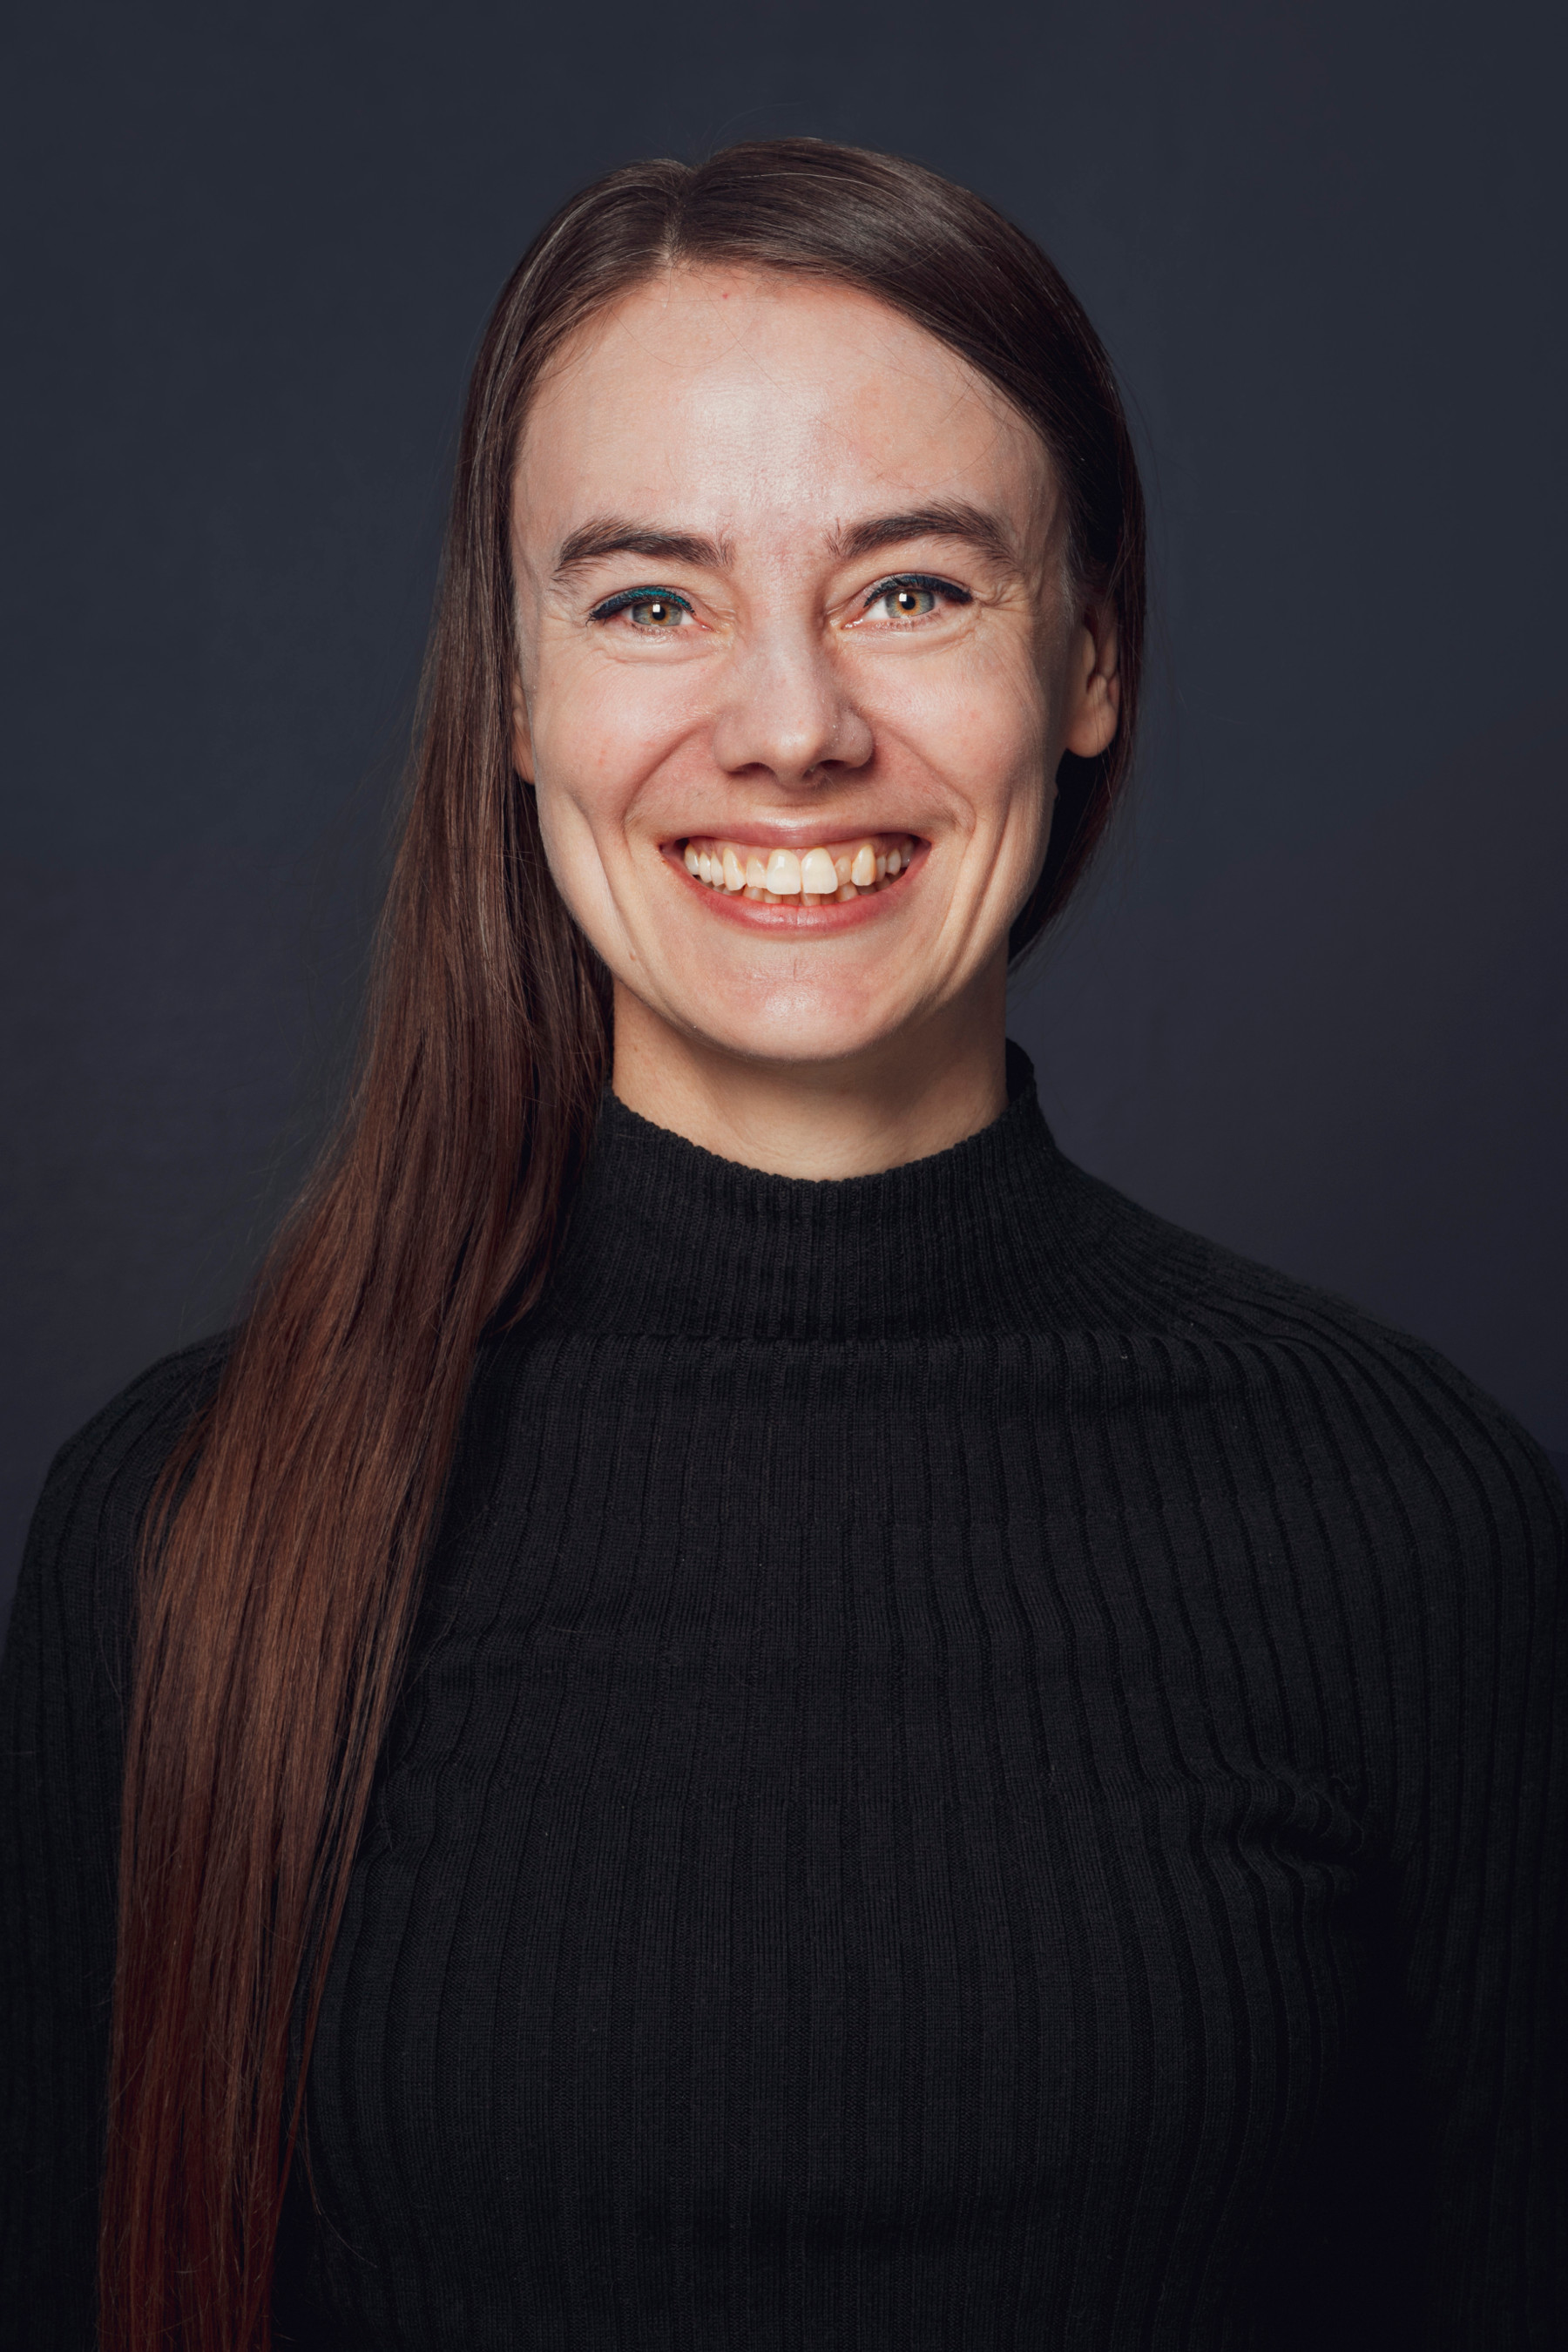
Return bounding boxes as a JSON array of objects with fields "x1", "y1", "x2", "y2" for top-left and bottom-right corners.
[{"x1": 680, "y1": 836, "x2": 917, "y2": 902}]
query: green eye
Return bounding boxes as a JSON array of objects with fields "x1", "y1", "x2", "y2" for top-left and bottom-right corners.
[
  {"x1": 868, "y1": 580, "x2": 948, "y2": 621},
  {"x1": 590, "y1": 585, "x2": 695, "y2": 632}
]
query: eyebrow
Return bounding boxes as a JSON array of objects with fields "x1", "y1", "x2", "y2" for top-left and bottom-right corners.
[
  {"x1": 551, "y1": 500, "x2": 1017, "y2": 584},
  {"x1": 554, "y1": 520, "x2": 730, "y2": 579},
  {"x1": 828, "y1": 502, "x2": 1017, "y2": 569}
]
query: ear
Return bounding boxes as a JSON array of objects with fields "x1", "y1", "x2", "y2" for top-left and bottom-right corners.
[
  {"x1": 1060, "y1": 606, "x2": 1121, "y2": 762},
  {"x1": 510, "y1": 666, "x2": 536, "y2": 787}
]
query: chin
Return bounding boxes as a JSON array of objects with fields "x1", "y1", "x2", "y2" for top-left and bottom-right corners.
[{"x1": 679, "y1": 996, "x2": 905, "y2": 1073}]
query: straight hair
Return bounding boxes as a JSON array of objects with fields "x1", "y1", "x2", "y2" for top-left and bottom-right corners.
[{"x1": 101, "y1": 139, "x2": 1146, "y2": 2349}]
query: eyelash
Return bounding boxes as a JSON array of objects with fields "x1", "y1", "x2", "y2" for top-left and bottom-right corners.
[
  {"x1": 861, "y1": 572, "x2": 972, "y2": 618},
  {"x1": 589, "y1": 585, "x2": 694, "y2": 623},
  {"x1": 585, "y1": 571, "x2": 973, "y2": 626}
]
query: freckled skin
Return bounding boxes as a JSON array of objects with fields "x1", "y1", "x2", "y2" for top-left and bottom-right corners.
[{"x1": 510, "y1": 268, "x2": 1119, "y2": 1178}]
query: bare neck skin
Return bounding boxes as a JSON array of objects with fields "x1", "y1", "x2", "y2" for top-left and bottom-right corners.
[{"x1": 510, "y1": 267, "x2": 1119, "y2": 1180}]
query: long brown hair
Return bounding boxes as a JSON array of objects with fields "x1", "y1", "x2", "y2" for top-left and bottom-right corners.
[{"x1": 100, "y1": 139, "x2": 1146, "y2": 2349}]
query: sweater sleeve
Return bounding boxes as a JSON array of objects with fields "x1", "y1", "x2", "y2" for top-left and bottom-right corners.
[
  {"x1": 1380, "y1": 1370, "x2": 1568, "y2": 2343},
  {"x1": 0, "y1": 1344, "x2": 225, "y2": 2352}
]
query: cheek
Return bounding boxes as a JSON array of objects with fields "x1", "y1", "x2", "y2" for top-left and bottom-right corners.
[
  {"x1": 971, "y1": 645, "x2": 1054, "y2": 848},
  {"x1": 527, "y1": 708, "x2": 629, "y2": 913},
  {"x1": 530, "y1": 778, "x2": 600, "y2": 923},
  {"x1": 531, "y1": 655, "x2": 699, "y2": 840},
  {"x1": 875, "y1": 636, "x2": 1050, "y2": 831},
  {"x1": 528, "y1": 673, "x2": 666, "y2": 956}
]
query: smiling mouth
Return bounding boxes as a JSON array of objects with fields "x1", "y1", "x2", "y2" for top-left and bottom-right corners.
[{"x1": 678, "y1": 832, "x2": 922, "y2": 905}]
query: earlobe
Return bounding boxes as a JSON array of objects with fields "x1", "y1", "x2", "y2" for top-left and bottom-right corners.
[
  {"x1": 1063, "y1": 675, "x2": 1120, "y2": 761},
  {"x1": 1061, "y1": 617, "x2": 1121, "y2": 761}
]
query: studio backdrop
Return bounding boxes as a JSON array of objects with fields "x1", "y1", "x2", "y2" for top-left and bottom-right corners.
[{"x1": 3, "y1": 0, "x2": 1565, "y2": 1624}]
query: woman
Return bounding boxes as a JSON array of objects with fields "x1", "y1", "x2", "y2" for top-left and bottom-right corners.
[{"x1": 2, "y1": 139, "x2": 1562, "y2": 2351}]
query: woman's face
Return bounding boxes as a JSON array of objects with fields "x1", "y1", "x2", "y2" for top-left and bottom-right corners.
[{"x1": 510, "y1": 267, "x2": 1118, "y2": 1081}]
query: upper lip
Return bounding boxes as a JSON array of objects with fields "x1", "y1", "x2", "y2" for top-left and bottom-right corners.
[{"x1": 665, "y1": 823, "x2": 924, "y2": 848}]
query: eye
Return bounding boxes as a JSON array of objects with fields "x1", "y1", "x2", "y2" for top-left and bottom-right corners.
[
  {"x1": 591, "y1": 586, "x2": 693, "y2": 630},
  {"x1": 861, "y1": 574, "x2": 970, "y2": 624}
]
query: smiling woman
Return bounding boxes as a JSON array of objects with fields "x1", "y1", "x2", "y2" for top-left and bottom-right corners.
[
  {"x1": 508, "y1": 264, "x2": 1119, "y2": 1171},
  {"x1": 2, "y1": 142, "x2": 1562, "y2": 2352}
]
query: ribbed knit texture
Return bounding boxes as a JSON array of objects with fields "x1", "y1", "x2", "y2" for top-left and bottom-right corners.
[{"x1": 3, "y1": 1046, "x2": 1565, "y2": 2349}]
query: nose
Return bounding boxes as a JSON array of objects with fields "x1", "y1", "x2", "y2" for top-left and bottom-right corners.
[{"x1": 709, "y1": 625, "x2": 874, "y2": 789}]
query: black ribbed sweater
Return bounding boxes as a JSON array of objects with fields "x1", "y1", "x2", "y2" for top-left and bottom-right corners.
[{"x1": 3, "y1": 1051, "x2": 1565, "y2": 2349}]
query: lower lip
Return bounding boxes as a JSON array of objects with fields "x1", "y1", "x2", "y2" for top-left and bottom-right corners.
[{"x1": 662, "y1": 844, "x2": 926, "y2": 931}]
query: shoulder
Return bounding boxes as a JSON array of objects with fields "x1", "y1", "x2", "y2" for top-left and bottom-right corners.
[
  {"x1": 1070, "y1": 1164, "x2": 1566, "y2": 1586},
  {"x1": 3, "y1": 1337, "x2": 232, "y2": 1696},
  {"x1": 0, "y1": 1342, "x2": 232, "y2": 2336},
  {"x1": 25, "y1": 1335, "x2": 232, "y2": 1584}
]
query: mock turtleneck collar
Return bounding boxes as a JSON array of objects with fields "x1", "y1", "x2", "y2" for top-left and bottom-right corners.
[{"x1": 537, "y1": 1042, "x2": 1113, "y2": 1344}]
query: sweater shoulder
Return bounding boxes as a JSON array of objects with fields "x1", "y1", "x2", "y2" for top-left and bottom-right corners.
[
  {"x1": 3, "y1": 1336, "x2": 231, "y2": 1688},
  {"x1": 0, "y1": 1342, "x2": 229, "y2": 2349},
  {"x1": 1067, "y1": 1162, "x2": 1566, "y2": 1556}
]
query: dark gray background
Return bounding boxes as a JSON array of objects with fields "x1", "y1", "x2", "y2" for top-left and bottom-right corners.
[{"x1": 3, "y1": 0, "x2": 1565, "y2": 1627}]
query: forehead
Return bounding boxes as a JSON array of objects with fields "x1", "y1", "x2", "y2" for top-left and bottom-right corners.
[{"x1": 512, "y1": 267, "x2": 1053, "y2": 554}]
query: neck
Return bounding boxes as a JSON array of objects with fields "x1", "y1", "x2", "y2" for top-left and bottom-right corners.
[{"x1": 610, "y1": 963, "x2": 1009, "y2": 1180}]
